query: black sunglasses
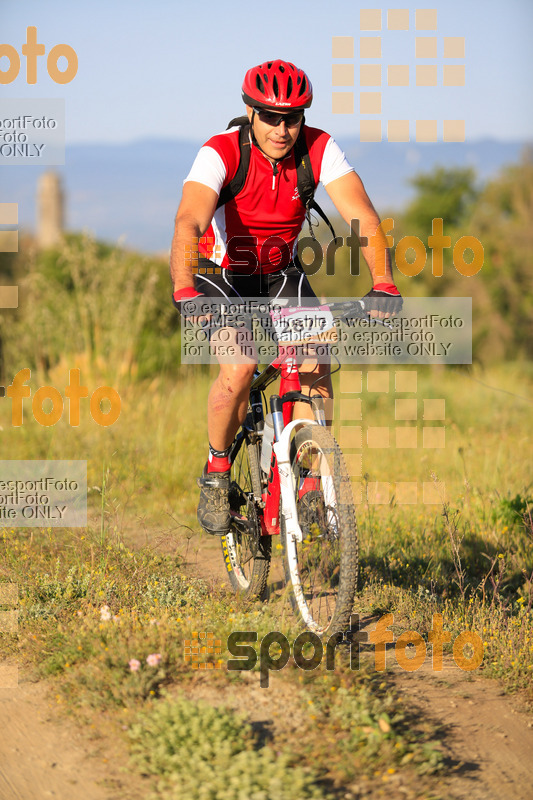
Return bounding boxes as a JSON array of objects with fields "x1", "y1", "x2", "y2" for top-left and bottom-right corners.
[{"x1": 253, "y1": 108, "x2": 305, "y2": 127}]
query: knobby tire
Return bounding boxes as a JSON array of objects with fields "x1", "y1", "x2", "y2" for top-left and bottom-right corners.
[
  {"x1": 281, "y1": 424, "x2": 358, "y2": 636},
  {"x1": 221, "y1": 432, "x2": 271, "y2": 599}
]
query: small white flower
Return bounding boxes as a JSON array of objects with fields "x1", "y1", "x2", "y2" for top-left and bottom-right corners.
[
  {"x1": 128, "y1": 658, "x2": 141, "y2": 672},
  {"x1": 146, "y1": 653, "x2": 162, "y2": 667},
  {"x1": 100, "y1": 605, "x2": 112, "y2": 621}
]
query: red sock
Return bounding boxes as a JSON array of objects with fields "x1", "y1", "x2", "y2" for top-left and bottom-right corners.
[{"x1": 207, "y1": 449, "x2": 231, "y2": 473}]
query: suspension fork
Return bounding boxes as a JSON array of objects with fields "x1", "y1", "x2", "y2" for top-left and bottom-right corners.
[{"x1": 263, "y1": 355, "x2": 301, "y2": 535}]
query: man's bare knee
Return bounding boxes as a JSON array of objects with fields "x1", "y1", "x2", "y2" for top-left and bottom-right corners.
[{"x1": 218, "y1": 362, "x2": 257, "y2": 395}]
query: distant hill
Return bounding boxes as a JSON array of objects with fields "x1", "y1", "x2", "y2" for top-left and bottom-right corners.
[{"x1": 1, "y1": 137, "x2": 527, "y2": 254}]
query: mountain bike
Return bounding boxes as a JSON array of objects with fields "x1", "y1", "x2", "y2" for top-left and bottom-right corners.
[{"x1": 221, "y1": 299, "x2": 373, "y2": 636}]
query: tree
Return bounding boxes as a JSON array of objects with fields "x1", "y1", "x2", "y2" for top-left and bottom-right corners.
[
  {"x1": 403, "y1": 166, "x2": 479, "y2": 236},
  {"x1": 465, "y1": 149, "x2": 533, "y2": 360}
]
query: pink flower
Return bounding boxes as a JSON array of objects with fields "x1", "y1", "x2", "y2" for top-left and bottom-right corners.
[
  {"x1": 146, "y1": 653, "x2": 162, "y2": 667},
  {"x1": 128, "y1": 658, "x2": 141, "y2": 672},
  {"x1": 100, "y1": 605, "x2": 112, "y2": 621}
]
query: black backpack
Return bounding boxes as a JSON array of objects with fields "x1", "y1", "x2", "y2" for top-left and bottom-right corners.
[{"x1": 216, "y1": 116, "x2": 336, "y2": 241}]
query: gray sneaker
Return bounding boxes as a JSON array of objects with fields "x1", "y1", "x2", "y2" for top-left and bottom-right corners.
[{"x1": 197, "y1": 465, "x2": 231, "y2": 535}]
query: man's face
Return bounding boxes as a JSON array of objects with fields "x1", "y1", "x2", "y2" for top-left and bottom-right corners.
[{"x1": 246, "y1": 105, "x2": 303, "y2": 162}]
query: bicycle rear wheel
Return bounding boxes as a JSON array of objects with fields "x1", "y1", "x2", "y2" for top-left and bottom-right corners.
[
  {"x1": 221, "y1": 429, "x2": 271, "y2": 599},
  {"x1": 281, "y1": 424, "x2": 358, "y2": 636}
]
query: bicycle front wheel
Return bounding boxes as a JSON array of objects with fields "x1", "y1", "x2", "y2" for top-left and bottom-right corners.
[
  {"x1": 281, "y1": 424, "x2": 358, "y2": 636},
  {"x1": 221, "y1": 431, "x2": 271, "y2": 599}
]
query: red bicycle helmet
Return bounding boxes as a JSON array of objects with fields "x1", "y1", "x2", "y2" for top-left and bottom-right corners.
[{"x1": 242, "y1": 60, "x2": 313, "y2": 110}]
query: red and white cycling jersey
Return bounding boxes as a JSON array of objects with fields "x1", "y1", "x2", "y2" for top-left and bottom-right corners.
[{"x1": 184, "y1": 125, "x2": 354, "y2": 274}]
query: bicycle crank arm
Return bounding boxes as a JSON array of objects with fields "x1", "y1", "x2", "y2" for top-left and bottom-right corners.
[{"x1": 229, "y1": 511, "x2": 252, "y2": 535}]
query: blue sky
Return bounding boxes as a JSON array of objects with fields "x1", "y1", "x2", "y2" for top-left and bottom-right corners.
[{"x1": 2, "y1": 0, "x2": 532, "y2": 143}]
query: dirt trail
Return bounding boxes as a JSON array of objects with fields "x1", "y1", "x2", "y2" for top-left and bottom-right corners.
[
  {"x1": 391, "y1": 657, "x2": 533, "y2": 800},
  {"x1": 185, "y1": 535, "x2": 533, "y2": 800},
  {"x1": 0, "y1": 530, "x2": 532, "y2": 800},
  {"x1": 0, "y1": 675, "x2": 144, "y2": 800}
]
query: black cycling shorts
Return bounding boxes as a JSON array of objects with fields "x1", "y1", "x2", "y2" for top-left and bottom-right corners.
[
  {"x1": 193, "y1": 258, "x2": 320, "y2": 306},
  {"x1": 185, "y1": 259, "x2": 334, "y2": 362},
  {"x1": 192, "y1": 258, "x2": 326, "y2": 343}
]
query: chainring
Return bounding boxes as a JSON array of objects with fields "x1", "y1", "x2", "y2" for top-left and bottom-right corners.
[{"x1": 245, "y1": 496, "x2": 262, "y2": 557}]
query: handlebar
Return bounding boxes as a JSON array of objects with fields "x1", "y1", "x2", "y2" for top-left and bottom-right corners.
[
  {"x1": 327, "y1": 300, "x2": 394, "y2": 328},
  {"x1": 180, "y1": 296, "x2": 396, "y2": 329}
]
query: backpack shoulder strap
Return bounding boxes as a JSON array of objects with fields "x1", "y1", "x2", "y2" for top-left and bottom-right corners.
[
  {"x1": 216, "y1": 119, "x2": 251, "y2": 209},
  {"x1": 227, "y1": 115, "x2": 250, "y2": 129},
  {"x1": 293, "y1": 128, "x2": 336, "y2": 241},
  {"x1": 293, "y1": 129, "x2": 315, "y2": 209}
]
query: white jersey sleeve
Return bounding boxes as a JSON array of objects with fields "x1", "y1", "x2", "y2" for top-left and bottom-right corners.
[
  {"x1": 319, "y1": 137, "x2": 354, "y2": 186},
  {"x1": 183, "y1": 145, "x2": 227, "y2": 194}
]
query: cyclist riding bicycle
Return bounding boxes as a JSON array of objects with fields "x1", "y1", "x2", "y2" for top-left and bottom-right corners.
[{"x1": 170, "y1": 59, "x2": 402, "y2": 536}]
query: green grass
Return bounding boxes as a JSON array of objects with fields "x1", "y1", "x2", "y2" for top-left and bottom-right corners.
[
  {"x1": 129, "y1": 694, "x2": 329, "y2": 800},
  {"x1": 1, "y1": 362, "x2": 532, "y2": 798}
]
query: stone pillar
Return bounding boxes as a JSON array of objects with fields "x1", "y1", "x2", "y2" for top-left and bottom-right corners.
[{"x1": 37, "y1": 171, "x2": 64, "y2": 248}]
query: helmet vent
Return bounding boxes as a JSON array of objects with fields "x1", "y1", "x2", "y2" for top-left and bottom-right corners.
[
  {"x1": 242, "y1": 61, "x2": 312, "y2": 109},
  {"x1": 287, "y1": 76, "x2": 293, "y2": 97}
]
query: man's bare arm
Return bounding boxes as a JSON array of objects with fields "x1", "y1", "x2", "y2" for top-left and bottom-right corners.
[
  {"x1": 170, "y1": 181, "x2": 219, "y2": 292},
  {"x1": 324, "y1": 171, "x2": 394, "y2": 285}
]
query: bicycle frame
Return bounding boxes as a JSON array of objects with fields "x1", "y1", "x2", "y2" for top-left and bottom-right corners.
[
  {"x1": 246, "y1": 344, "x2": 326, "y2": 538},
  {"x1": 231, "y1": 299, "x2": 379, "y2": 541}
]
